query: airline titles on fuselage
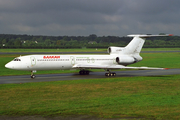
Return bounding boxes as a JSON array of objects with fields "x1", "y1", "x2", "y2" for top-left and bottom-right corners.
[
  {"x1": 37, "y1": 56, "x2": 67, "y2": 62},
  {"x1": 116, "y1": 49, "x2": 122, "y2": 52},
  {"x1": 43, "y1": 56, "x2": 60, "y2": 59}
]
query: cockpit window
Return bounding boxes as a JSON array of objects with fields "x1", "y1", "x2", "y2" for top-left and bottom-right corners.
[{"x1": 13, "y1": 58, "x2": 21, "y2": 61}]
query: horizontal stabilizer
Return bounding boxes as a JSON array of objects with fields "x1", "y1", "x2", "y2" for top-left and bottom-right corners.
[{"x1": 127, "y1": 34, "x2": 173, "y2": 38}]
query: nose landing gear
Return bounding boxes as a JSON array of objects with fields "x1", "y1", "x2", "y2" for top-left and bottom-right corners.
[
  {"x1": 31, "y1": 70, "x2": 36, "y2": 79},
  {"x1": 31, "y1": 75, "x2": 36, "y2": 79}
]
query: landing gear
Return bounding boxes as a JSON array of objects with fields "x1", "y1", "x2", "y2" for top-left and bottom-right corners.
[
  {"x1": 31, "y1": 70, "x2": 36, "y2": 79},
  {"x1": 105, "y1": 69, "x2": 116, "y2": 77},
  {"x1": 105, "y1": 72, "x2": 116, "y2": 77},
  {"x1": 31, "y1": 75, "x2": 36, "y2": 79},
  {"x1": 79, "y1": 70, "x2": 89, "y2": 75}
]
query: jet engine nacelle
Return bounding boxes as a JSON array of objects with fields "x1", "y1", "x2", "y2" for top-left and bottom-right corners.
[
  {"x1": 107, "y1": 47, "x2": 124, "y2": 54},
  {"x1": 116, "y1": 56, "x2": 136, "y2": 65}
]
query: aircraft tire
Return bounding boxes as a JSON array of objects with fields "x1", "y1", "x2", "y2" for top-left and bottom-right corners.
[
  {"x1": 79, "y1": 70, "x2": 89, "y2": 75},
  {"x1": 79, "y1": 71, "x2": 83, "y2": 75},
  {"x1": 105, "y1": 73, "x2": 107, "y2": 76},
  {"x1": 31, "y1": 75, "x2": 35, "y2": 79},
  {"x1": 111, "y1": 72, "x2": 116, "y2": 76},
  {"x1": 113, "y1": 73, "x2": 116, "y2": 76},
  {"x1": 105, "y1": 73, "x2": 110, "y2": 77},
  {"x1": 105, "y1": 72, "x2": 116, "y2": 77},
  {"x1": 83, "y1": 71, "x2": 86, "y2": 75},
  {"x1": 86, "y1": 71, "x2": 89, "y2": 75}
]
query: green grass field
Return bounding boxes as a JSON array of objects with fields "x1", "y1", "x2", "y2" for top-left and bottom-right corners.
[{"x1": 0, "y1": 75, "x2": 180, "y2": 119}]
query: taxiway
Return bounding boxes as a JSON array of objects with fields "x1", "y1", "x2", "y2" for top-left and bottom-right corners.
[{"x1": 0, "y1": 69, "x2": 180, "y2": 84}]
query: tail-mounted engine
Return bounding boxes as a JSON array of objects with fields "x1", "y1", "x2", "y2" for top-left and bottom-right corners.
[
  {"x1": 116, "y1": 56, "x2": 137, "y2": 65},
  {"x1": 107, "y1": 47, "x2": 124, "y2": 54}
]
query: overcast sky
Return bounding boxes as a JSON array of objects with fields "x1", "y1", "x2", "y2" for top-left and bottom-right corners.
[{"x1": 0, "y1": 0, "x2": 180, "y2": 36}]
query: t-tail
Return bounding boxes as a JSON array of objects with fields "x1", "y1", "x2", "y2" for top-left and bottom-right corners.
[
  {"x1": 108, "y1": 34, "x2": 173, "y2": 55},
  {"x1": 108, "y1": 34, "x2": 173, "y2": 64}
]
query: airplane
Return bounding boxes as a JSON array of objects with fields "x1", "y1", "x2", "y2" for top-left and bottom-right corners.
[{"x1": 5, "y1": 34, "x2": 172, "y2": 79}]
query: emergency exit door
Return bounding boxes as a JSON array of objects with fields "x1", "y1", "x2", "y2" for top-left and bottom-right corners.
[{"x1": 30, "y1": 56, "x2": 36, "y2": 66}]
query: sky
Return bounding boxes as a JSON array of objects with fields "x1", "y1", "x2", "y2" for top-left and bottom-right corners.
[{"x1": 0, "y1": 0, "x2": 180, "y2": 36}]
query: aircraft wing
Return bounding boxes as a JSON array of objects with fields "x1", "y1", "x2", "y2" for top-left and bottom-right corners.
[{"x1": 72, "y1": 64, "x2": 168, "y2": 70}]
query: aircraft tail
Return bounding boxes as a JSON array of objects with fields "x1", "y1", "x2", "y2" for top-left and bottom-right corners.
[
  {"x1": 123, "y1": 34, "x2": 173, "y2": 55},
  {"x1": 108, "y1": 34, "x2": 172, "y2": 55},
  {"x1": 107, "y1": 34, "x2": 172, "y2": 65}
]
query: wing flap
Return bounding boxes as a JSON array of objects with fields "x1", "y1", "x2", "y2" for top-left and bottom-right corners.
[{"x1": 73, "y1": 64, "x2": 167, "y2": 70}]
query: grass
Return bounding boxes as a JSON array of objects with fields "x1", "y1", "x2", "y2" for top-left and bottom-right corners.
[
  {"x1": 0, "y1": 75, "x2": 180, "y2": 119},
  {"x1": 132, "y1": 52, "x2": 180, "y2": 68},
  {"x1": 1, "y1": 49, "x2": 180, "y2": 119}
]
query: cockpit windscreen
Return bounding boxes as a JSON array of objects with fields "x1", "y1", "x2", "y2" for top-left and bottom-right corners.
[{"x1": 13, "y1": 58, "x2": 21, "y2": 61}]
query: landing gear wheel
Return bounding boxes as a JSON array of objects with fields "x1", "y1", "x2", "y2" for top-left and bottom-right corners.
[
  {"x1": 31, "y1": 71, "x2": 36, "y2": 79},
  {"x1": 105, "y1": 72, "x2": 116, "y2": 77},
  {"x1": 79, "y1": 71, "x2": 83, "y2": 75},
  {"x1": 105, "y1": 73, "x2": 110, "y2": 77},
  {"x1": 79, "y1": 70, "x2": 90, "y2": 75},
  {"x1": 31, "y1": 75, "x2": 36, "y2": 79},
  {"x1": 86, "y1": 71, "x2": 89, "y2": 75},
  {"x1": 113, "y1": 73, "x2": 116, "y2": 76}
]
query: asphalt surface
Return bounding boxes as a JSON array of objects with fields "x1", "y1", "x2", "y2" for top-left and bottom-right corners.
[{"x1": 1, "y1": 69, "x2": 180, "y2": 84}]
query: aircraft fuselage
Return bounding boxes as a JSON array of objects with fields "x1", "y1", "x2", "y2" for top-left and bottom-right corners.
[{"x1": 5, "y1": 54, "x2": 121, "y2": 71}]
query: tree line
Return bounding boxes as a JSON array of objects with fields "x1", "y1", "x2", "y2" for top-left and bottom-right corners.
[{"x1": 0, "y1": 34, "x2": 180, "y2": 49}]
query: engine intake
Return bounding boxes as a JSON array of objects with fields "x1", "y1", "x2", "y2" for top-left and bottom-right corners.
[
  {"x1": 116, "y1": 56, "x2": 136, "y2": 65},
  {"x1": 107, "y1": 47, "x2": 124, "y2": 54}
]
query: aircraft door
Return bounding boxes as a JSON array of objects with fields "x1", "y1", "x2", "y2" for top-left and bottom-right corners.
[
  {"x1": 70, "y1": 56, "x2": 75, "y2": 65},
  {"x1": 113, "y1": 57, "x2": 116, "y2": 64},
  {"x1": 30, "y1": 56, "x2": 36, "y2": 66}
]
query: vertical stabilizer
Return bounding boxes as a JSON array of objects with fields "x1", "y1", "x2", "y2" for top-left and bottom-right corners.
[
  {"x1": 124, "y1": 36, "x2": 145, "y2": 55},
  {"x1": 123, "y1": 34, "x2": 173, "y2": 55}
]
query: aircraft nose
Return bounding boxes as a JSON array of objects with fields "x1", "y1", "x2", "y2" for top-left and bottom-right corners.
[{"x1": 5, "y1": 62, "x2": 13, "y2": 69}]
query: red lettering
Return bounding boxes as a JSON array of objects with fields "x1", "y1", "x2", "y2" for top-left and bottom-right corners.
[{"x1": 43, "y1": 56, "x2": 60, "y2": 59}]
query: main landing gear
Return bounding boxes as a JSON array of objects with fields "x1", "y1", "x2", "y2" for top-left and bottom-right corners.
[
  {"x1": 31, "y1": 71, "x2": 36, "y2": 79},
  {"x1": 79, "y1": 70, "x2": 89, "y2": 75},
  {"x1": 105, "y1": 70, "x2": 116, "y2": 77}
]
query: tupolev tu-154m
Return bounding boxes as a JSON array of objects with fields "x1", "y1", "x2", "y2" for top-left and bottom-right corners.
[{"x1": 5, "y1": 34, "x2": 172, "y2": 79}]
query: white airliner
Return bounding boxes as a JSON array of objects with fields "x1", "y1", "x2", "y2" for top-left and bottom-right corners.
[{"x1": 5, "y1": 34, "x2": 172, "y2": 78}]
